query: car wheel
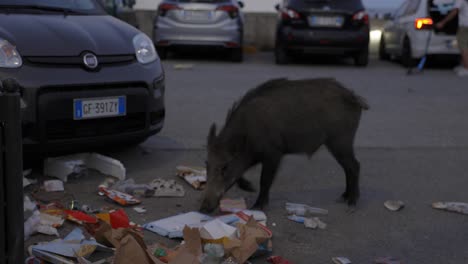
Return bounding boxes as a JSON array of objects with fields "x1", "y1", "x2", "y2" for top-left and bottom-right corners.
[
  {"x1": 230, "y1": 48, "x2": 243, "y2": 62},
  {"x1": 156, "y1": 47, "x2": 168, "y2": 60},
  {"x1": 354, "y1": 48, "x2": 369, "y2": 67},
  {"x1": 379, "y1": 36, "x2": 390, "y2": 61},
  {"x1": 401, "y1": 38, "x2": 417, "y2": 67},
  {"x1": 275, "y1": 42, "x2": 290, "y2": 65}
]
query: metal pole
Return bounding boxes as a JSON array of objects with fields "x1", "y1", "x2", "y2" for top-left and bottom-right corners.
[{"x1": 0, "y1": 78, "x2": 24, "y2": 264}]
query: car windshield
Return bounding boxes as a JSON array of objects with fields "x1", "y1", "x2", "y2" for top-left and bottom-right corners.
[
  {"x1": 292, "y1": 0, "x2": 364, "y2": 11},
  {"x1": 0, "y1": 0, "x2": 106, "y2": 15}
]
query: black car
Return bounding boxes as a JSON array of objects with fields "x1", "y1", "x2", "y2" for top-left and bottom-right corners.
[
  {"x1": 274, "y1": 0, "x2": 370, "y2": 66},
  {"x1": 0, "y1": 0, "x2": 165, "y2": 153}
]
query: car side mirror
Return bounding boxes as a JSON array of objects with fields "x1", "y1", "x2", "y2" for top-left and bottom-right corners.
[
  {"x1": 275, "y1": 4, "x2": 280, "y2": 11},
  {"x1": 238, "y1": 1, "x2": 244, "y2": 8}
]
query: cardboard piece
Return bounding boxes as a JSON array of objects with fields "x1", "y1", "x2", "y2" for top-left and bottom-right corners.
[
  {"x1": 89, "y1": 221, "x2": 155, "y2": 264},
  {"x1": 200, "y1": 219, "x2": 237, "y2": 243},
  {"x1": 220, "y1": 198, "x2": 247, "y2": 213},
  {"x1": 225, "y1": 217, "x2": 272, "y2": 264},
  {"x1": 144, "y1": 212, "x2": 212, "y2": 238},
  {"x1": 44, "y1": 153, "x2": 125, "y2": 182}
]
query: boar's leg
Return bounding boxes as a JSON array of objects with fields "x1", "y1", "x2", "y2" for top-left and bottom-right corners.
[
  {"x1": 252, "y1": 154, "x2": 282, "y2": 209},
  {"x1": 326, "y1": 138, "x2": 360, "y2": 207},
  {"x1": 237, "y1": 176, "x2": 256, "y2": 192}
]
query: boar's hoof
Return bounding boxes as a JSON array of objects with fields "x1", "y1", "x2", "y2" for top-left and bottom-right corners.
[
  {"x1": 346, "y1": 205, "x2": 357, "y2": 214},
  {"x1": 336, "y1": 192, "x2": 349, "y2": 203},
  {"x1": 237, "y1": 177, "x2": 256, "y2": 192},
  {"x1": 251, "y1": 200, "x2": 268, "y2": 210}
]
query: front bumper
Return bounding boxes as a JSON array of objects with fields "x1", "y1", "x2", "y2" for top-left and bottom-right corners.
[
  {"x1": 279, "y1": 26, "x2": 369, "y2": 54},
  {"x1": 1, "y1": 59, "x2": 165, "y2": 153}
]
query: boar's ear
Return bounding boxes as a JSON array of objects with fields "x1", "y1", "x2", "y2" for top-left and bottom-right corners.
[{"x1": 208, "y1": 123, "x2": 217, "y2": 146}]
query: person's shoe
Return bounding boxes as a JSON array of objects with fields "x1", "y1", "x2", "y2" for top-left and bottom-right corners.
[{"x1": 456, "y1": 67, "x2": 468, "y2": 77}]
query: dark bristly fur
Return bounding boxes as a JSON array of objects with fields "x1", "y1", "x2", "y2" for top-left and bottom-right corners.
[{"x1": 200, "y1": 78, "x2": 369, "y2": 213}]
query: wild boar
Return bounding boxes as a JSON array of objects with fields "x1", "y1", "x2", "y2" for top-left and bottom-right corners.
[{"x1": 200, "y1": 78, "x2": 369, "y2": 213}]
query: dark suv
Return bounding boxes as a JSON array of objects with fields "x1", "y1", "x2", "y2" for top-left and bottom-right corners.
[{"x1": 274, "y1": 0, "x2": 370, "y2": 66}]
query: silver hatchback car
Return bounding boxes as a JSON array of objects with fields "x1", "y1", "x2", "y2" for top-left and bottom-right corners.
[{"x1": 153, "y1": 0, "x2": 244, "y2": 62}]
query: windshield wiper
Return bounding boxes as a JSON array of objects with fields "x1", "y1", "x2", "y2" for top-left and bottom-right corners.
[{"x1": 0, "y1": 4, "x2": 82, "y2": 15}]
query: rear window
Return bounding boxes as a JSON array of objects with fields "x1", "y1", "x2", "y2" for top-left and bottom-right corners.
[
  {"x1": 429, "y1": 0, "x2": 458, "y2": 34},
  {"x1": 290, "y1": 0, "x2": 364, "y2": 11}
]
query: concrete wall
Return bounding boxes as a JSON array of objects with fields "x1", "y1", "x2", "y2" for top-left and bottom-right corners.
[{"x1": 122, "y1": 11, "x2": 386, "y2": 53}]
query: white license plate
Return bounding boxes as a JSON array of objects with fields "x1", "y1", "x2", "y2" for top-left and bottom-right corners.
[
  {"x1": 308, "y1": 16, "x2": 344, "y2": 27},
  {"x1": 74, "y1": 96, "x2": 126, "y2": 120},
  {"x1": 184, "y1": 10, "x2": 211, "y2": 20}
]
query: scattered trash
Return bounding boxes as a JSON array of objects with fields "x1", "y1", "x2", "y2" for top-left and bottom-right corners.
[
  {"x1": 23, "y1": 169, "x2": 37, "y2": 188},
  {"x1": 285, "y1": 202, "x2": 328, "y2": 216},
  {"x1": 272, "y1": 222, "x2": 277, "y2": 227},
  {"x1": 332, "y1": 257, "x2": 352, "y2": 264},
  {"x1": 24, "y1": 211, "x2": 41, "y2": 240},
  {"x1": 305, "y1": 218, "x2": 326, "y2": 229},
  {"x1": 65, "y1": 210, "x2": 98, "y2": 225},
  {"x1": 375, "y1": 256, "x2": 402, "y2": 264},
  {"x1": 95, "y1": 209, "x2": 133, "y2": 229},
  {"x1": 432, "y1": 202, "x2": 468, "y2": 215},
  {"x1": 220, "y1": 198, "x2": 247, "y2": 213},
  {"x1": 289, "y1": 215, "x2": 327, "y2": 230},
  {"x1": 267, "y1": 256, "x2": 293, "y2": 264},
  {"x1": 134, "y1": 207, "x2": 147, "y2": 214},
  {"x1": 98, "y1": 187, "x2": 141, "y2": 206},
  {"x1": 150, "y1": 178, "x2": 185, "y2": 197},
  {"x1": 216, "y1": 210, "x2": 267, "y2": 226},
  {"x1": 24, "y1": 195, "x2": 37, "y2": 213},
  {"x1": 201, "y1": 243, "x2": 225, "y2": 263},
  {"x1": 44, "y1": 153, "x2": 125, "y2": 182},
  {"x1": 176, "y1": 165, "x2": 207, "y2": 190},
  {"x1": 173, "y1": 64, "x2": 194, "y2": 70},
  {"x1": 86, "y1": 221, "x2": 154, "y2": 264},
  {"x1": 113, "y1": 178, "x2": 155, "y2": 198},
  {"x1": 43, "y1": 180, "x2": 65, "y2": 192},
  {"x1": 221, "y1": 257, "x2": 240, "y2": 264},
  {"x1": 384, "y1": 200, "x2": 405, "y2": 212},
  {"x1": 200, "y1": 219, "x2": 237, "y2": 243},
  {"x1": 32, "y1": 228, "x2": 112, "y2": 260},
  {"x1": 144, "y1": 211, "x2": 212, "y2": 238}
]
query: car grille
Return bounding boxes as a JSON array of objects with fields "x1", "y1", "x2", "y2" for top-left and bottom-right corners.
[
  {"x1": 24, "y1": 55, "x2": 135, "y2": 66},
  {"x1": 46, "y1": 113, "x2": 146, "y2": 140}
]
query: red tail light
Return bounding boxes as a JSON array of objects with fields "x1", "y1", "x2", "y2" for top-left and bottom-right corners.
[
  {"x1": 352, "y1": 10, "x2": 369, "y2": 25},
  {"x1": 216, "y1": 5, "x2": 239, "y2": 18},
  {"x1": 158, "y1": 3, "x2": 180, "y2": 16},
  {"x1": 281, "y1": 8, "x2": 301, "y2": 20},
  {"x1": 415, "y1": 18, "x2": 433, "y2": 30}
]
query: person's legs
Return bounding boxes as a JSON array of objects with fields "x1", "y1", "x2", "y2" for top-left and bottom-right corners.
[{"x1": 456, "y1": 27, "x2": 468, "y2": 76}]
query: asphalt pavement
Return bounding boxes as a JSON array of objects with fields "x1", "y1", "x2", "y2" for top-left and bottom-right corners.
[{"x1": 26, "y1": 52, "x2": 468, "y2": 263}]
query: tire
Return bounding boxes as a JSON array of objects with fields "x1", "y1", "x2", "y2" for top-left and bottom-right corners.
[
  {"x1": 156, "y1": 47, "x2": 167, "y2": 60},
  {"x1": 354, "y1": 48, "x2": 369, "y2": 67},
  {"x1": 230, "y1": 48, "x2": 243, "y2": 62},
  {"x1": 275, "y1": 42, "x2": 290, "y2": 65},
  {"x1": 379, "y1": 36, "x2": 390, "y2": 61},
  {"x1": 401, "y1": 38, "x2": 417, "y2": 67}
]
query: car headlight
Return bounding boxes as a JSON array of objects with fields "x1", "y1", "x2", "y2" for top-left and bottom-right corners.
[
  {"x1": 133, "y1": 33, "x2": 158, "y2": 64},
  {"x1": 0, "y1": 39, "x2": 22, "y2": 68}
]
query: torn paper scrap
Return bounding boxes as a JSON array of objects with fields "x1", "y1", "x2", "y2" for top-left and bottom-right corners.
[
  {"x1": 220, "y1": 198, "x2": 247, "y2": 213},
  {"x1": 432, "y1": 202, "x2": 468, "y2": 215},
  {"x1": 176, "y1": 165, "x2": 207, "y2": 190},
  {"x1": 44, "y1": 153, "x2": 125, "y2": 182},
  {"x1": 44, "y1": 180, "x2": 65, "y2": 192},
  {"x1": 144, "y1": 212, "x2": 212, "y2": 238}
]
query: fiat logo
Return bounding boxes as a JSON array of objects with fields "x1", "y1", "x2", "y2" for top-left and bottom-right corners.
[{"x1": 83, "y1": 53, "x2": 98, "y2": 69}]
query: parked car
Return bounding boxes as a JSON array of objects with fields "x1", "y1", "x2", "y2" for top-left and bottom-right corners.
[
  {"x1": 274, "y1": 0, "x2": 370, "y2": 66},
  {"x1": 0, "y1": 0, "x2": 165, "y2": 153},
  {"x1": 153, "y1": 0, "x2": 245, "y2": 62},
  {"x1": 379, "y1": 0, "x2": 460, "y2": 66}
]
